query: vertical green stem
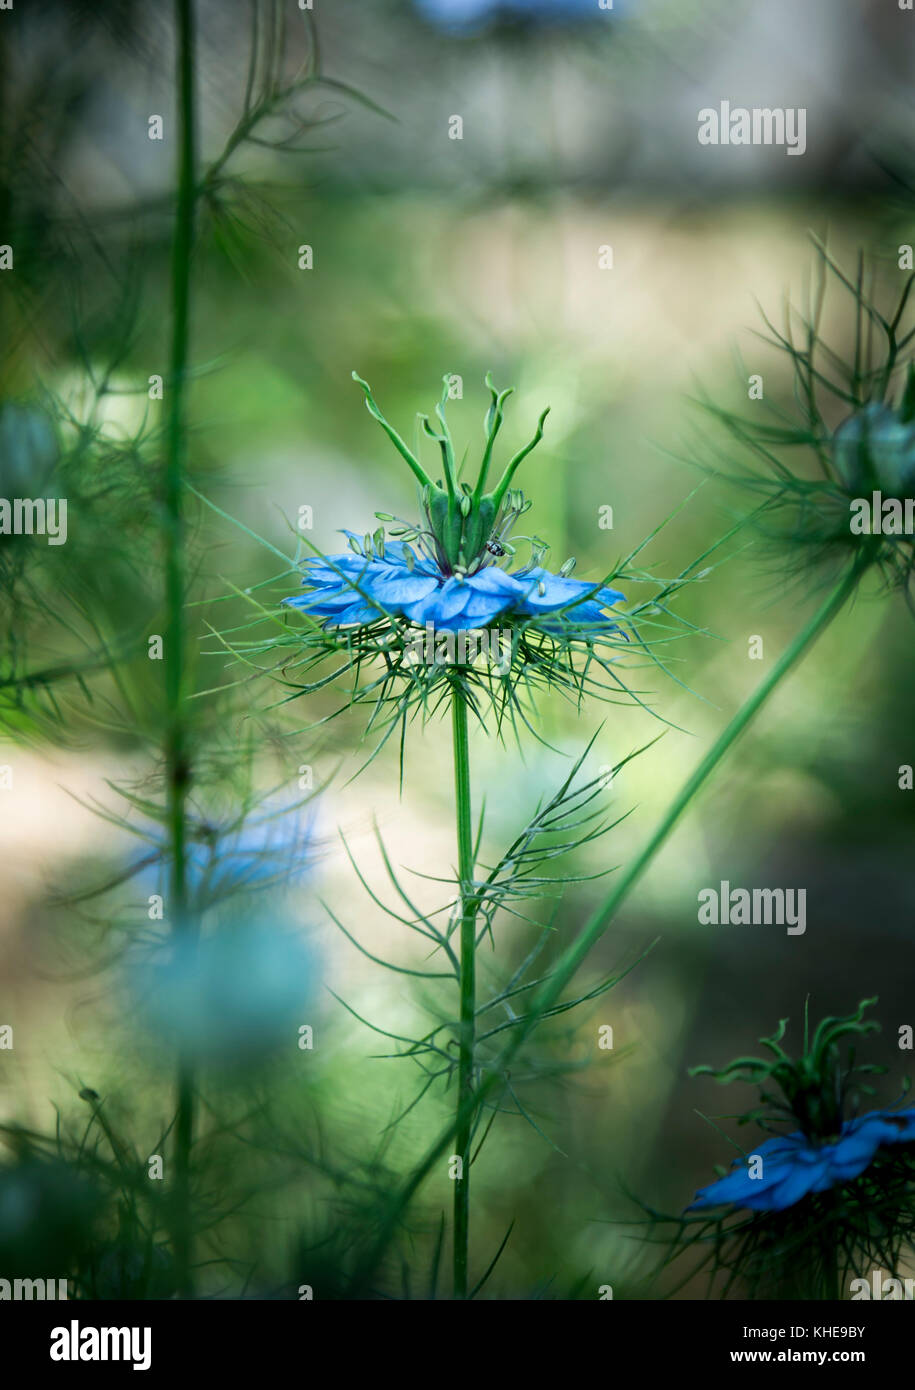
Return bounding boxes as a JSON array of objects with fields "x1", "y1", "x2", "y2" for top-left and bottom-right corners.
[
  {"x1": 451, "y1": 685, "x2": 476, "y2": 1299},
  {"x1": 823, "y1": 1208, "x2": 841, "y2": 1300},
  {"x1": 825, "y1": 1258, "x2": 840, "y2": 1301},
  {"x1": 0, "y1": 26, "x2": 8, "y2": 357},
  {"x1": 498, "y1": 565, "x2": 862, "y2": 1040},
  {"x1": 167, "y1": 0, "x2": 197, "y2": 1300}
]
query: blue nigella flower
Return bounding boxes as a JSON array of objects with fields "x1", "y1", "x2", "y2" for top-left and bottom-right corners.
[
  {"x1": 285, "y1": 533, "x2": 625, "y2": 636},
  {"x1": 689, "y1": 1108, "x2": 915, "y2": 1213},
  {"x1": 0, "y1": 402, "x2": 58, "y2": 497},
  {"x1": 668, "y1": 1005, "x2": 915, "y2": 1299}
]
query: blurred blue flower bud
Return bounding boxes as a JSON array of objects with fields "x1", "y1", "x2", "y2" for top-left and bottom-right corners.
[
  {"x1": 832, "y1": 403, "x2": 915, "y2": 497},
  {"x1": 127, "y1": 917, "x2": 319, "y2": 1068},
  {"x1": 0, "y1": 403, "x2": 59, "y2": 497}
]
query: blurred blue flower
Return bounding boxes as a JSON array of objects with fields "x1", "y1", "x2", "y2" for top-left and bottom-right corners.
[
  {"x1": 0, "y1": 402, "x2": 58, "y2": 496},
  {"x1": 131, "y1": 799, "x2": 320, "y2": 909},
  {"x1": 127, "y1": 918, "x2": 318, "y2": 1068},
  {"x1": 285, "y1": 535, "x2": 625, "y2": 636},
  {"x1": 689, "y1": 1108, "x2": 915, "y2": 1213},
  {"x1": 415, "y1": 0, "x2": 615, "y2": 33},
  {"x1": 181, "y1": 803, "x2": 318, "y2": 898}
]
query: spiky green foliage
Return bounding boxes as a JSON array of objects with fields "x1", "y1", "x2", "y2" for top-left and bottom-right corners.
[
  {"x1": 0, "y1": 0, "x2": 382, "y2": 1303},
  {"x1": 644, "y1": 1002, "x2": 915, "y2": 1300},
  {"x1": 696, "y1": 240, "x2": 915, "y2": 603},
  {"x1": 322, "y1": 735, "x2": 652, "y2": 1295},
  {"x1": 198, "y1": 384, "x2": 730, "y2": 777}
]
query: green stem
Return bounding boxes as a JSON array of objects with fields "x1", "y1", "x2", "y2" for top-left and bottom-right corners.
[
  {"x1": 825, "y1": 1259, "x2": 840, "y2": 1301},
  {"x1": 488, "y1": 407, "x2": 550, "y2": 514},
  {"x1": 823, "y1": 1203, "x2": 841, "y2": 1299},
  {"x1": 451, "y1": 686, "x2": 476, "y2": 1299},
  {"x1": 353, "y1": 563, "x2": 861, "y2": 1290},
  {"x1": 167, "y1": 0, "x2": 198, "y2": 1301},
  {"x1": 499, "y1": 564, "x2": 861, "y2": 1041}
]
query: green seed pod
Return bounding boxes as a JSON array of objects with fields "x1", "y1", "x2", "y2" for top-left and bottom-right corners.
[
  {"x1": 427, "y1": 486, "x2": 465, "y2": 566},
  {"x1": 834, "y1": 403, "x2": 915, "y2": 497},
  {"x1": 462, "y1": 495, "x2": 496, "y2": 564}
]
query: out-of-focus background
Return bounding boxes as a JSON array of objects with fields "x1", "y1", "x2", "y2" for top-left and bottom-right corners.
[{"x1": 1, "y1": 0, "x2": 914, "y2": 1297}]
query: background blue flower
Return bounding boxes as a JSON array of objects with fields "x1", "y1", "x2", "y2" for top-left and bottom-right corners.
[
  {"x1": 689, "y1": 1108, "x2": 915, "y2": 1213},
  {"x1": 129, "y1": 798, "x2": 320, "y2": 909},
  {"x1": 414, "y1": 0, "x2": 620, "y2": 33}
]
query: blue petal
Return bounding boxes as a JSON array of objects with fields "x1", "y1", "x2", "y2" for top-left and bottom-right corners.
[
  {"x1": 286, "y1": 548, "x2": 626, "y2": 640},
  {"x1": 688, "y1": 1161, "x2": 786, "y2": 1210},
  {"x1": 513, "y1": 570, "x2": 583, "y2": 612},
  {"x1": 381, "y1": 541, "x2": 439, "y2": 576},
  {"x1": 458, "y1": 590, "x2": 514, "y2": 624},
  {"x1": 421, "y1": 578, "x2": 474, "y2": 625},
  {"x1": 327, "y1": 599, "x2": 382, "y2": 626},
  {"x1": 540, "y1": 599, "x2": 618, "y2": 629},
  {"x1": 756, "y1": 1154, "x2": 831, "y2": 1211},
  {"x1": 688, "y1": 1133, "x2": 812, "y2": 1212},
  {"x1": 873, "y1": 1108, "x2": 915, "y2": 1144},
  {"x1": 361, "y1": 570, "x2": 440, "y2": 605},
  {"x1": 286, "y1": 587, "x2": 362, "y2": 615},
  {"x1": 307, "y1": 551, "x2": 373, "y2": 579},
  {"x1": 466, "y1": 567, "x2": 526, "y2": 598},
  {"x1": 844, "y1": 1108, "x2": 915, "y2": 1150},
  {"x1": 510, "y1": 567, "x2": 623, "y2": 617},
  {"x1": 830, "y1": 1119, "x2": 889, "y2": 1178}
]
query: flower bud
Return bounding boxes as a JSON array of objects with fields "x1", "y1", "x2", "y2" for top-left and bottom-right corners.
[{"x1": 833, "y1": 403, "x2": 915, "y2": 497}]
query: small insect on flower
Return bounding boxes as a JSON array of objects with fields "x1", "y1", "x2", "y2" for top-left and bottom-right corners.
[
  {"x1": 285, "y1": 529, "x2": 626, "y2": 636},
  {"x1": 283, "y1": 374, "x2": 626, "y2": 639}
]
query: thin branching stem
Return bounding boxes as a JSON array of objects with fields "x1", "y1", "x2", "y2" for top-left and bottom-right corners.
[{"x1": 451, "y1": 683, "x2": 476, "y2": 1299}]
